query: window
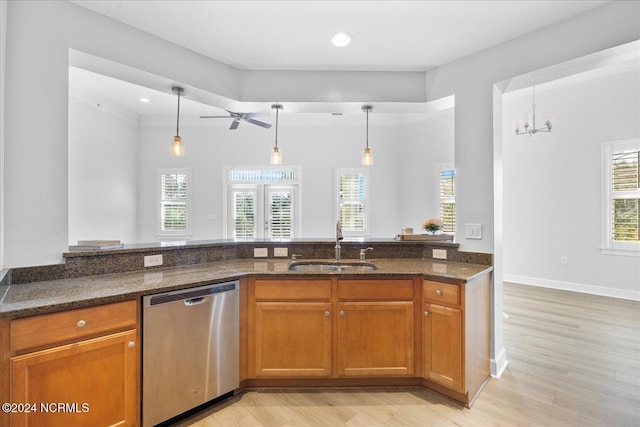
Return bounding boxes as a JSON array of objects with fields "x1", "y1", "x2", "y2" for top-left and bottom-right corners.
[
  {"x1": 158, "y1": 169, "x2": 191, "y2": 239},
  {"x1": 437, "y1": 164, "x2": 456, "y2": 233},
  {"x1": 225, "y1": 167, "x2": 299, "y2": 240},
  {"x1": 337, "y1": 169, "x2": 368, "y2": 236},
  {"x1": 602, "y1": 139, "x2": 640, "y2": 254}
]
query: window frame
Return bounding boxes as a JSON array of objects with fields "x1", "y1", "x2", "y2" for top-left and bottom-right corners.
[
  {"x1": 157, "y1": 168, "x2": 192, "y2": 240},
  {"x1": 601, "y1": 138, "x2": 640, "y2": 256},
  {"x1": 436, "y1": 163, "x2": 456, "y2": 234},
  {"x1": 336, "y1": 168, "x2": 369, "y2": 237},
  {"x1": 223, "y1": 166, "x2": 301, "y2": 240}
]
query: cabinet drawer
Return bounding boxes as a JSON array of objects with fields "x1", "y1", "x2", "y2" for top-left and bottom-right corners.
[
  {"x1": 338, "y1": 279, "x2": 414, "y2": 300},
  {"x1": 10, "y1": 300, "x2": 137, "y2": 354},
  {"x1": 423, "y1": 280, "x2": 460, "y2": 306},
  {"x1": 254, "y1": 279, "x2": 332, "y2": 301}
]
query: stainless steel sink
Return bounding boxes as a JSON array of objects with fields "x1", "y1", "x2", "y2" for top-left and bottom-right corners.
[{"x1": 288, "y1": 261, "x2": 377, "y2": 272}]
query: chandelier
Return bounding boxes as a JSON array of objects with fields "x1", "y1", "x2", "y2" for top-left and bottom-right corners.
[{"x1": 514, "y1": 86, "x2": 552, "y2": 136}]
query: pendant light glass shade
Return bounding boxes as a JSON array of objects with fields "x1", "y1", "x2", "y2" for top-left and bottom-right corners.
[
  {"x1": 171, "y1": 135, "x2": 184, "y2": 157},
  {"x1": 270, "y1": 104, "x2": 283, "y2": 165},
  {"x1": 362, "y1": 105, "x2": 373, "y2": 166},
  {"x1": 362, "y1": 147, "x2": 373, "y2": 166},
  {"x1": 171, "y1": 87, "x2": 185, "y2": 157},
  {"x1": 270, "y1": 146, "x2": 282, "y2": 165}
]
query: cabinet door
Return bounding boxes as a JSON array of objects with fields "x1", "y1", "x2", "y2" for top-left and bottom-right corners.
[
  {"x1": 255, "y1": 302, "x2": 332, "y2": 377},
  {"x1": 423, "y1": 303, "x2": 462, "y2": 392},
  {"x1": 10, "y1": 329, "x2": 138, "y2": 427},
  {"x1": 337, "y1": 301, "x2": 414, "y2": 376}
]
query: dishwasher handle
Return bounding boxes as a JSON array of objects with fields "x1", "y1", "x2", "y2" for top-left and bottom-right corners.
[
  {"x1": 143, "y1": 281, "x2": 238, "y2": 307},
  {"x1": 184, "y1": 297, "x2": 206, "y2": 306}
]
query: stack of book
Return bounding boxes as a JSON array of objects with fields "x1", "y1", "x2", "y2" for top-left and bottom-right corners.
[{"x1": 68, "y1": 240, "x2": 124, "y2": 251}]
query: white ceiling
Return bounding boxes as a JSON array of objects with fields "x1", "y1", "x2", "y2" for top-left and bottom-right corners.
[
  {"x1": 70, "y1": 0, "x2": 609, "y2": 72},
  {"x1": 67, "y1": 0, "x2": 620, "y2": 121}
]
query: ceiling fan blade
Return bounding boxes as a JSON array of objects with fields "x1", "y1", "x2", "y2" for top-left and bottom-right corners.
[
  {"x1": 242, "y1": 112, "x2": 269, "y2": 118},
  {"x1": 230, "y1": 120, "x2": 240, "y2": 130},
  {"x1": 200, "y1": 115, "x2": 233, "y2": 119},
  {"x1": 245, "y1": 118, "x2": 272, "y2": 129}
]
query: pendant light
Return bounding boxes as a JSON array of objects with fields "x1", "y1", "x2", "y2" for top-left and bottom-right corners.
[
  {"x1": 362, "y1": 105, "x2": 373, "y2": 166},
  {"x1": 171, "y1": 86, "x2": 185, "y2": 157},
  {"x1": 271, "y1": 104, "x2": 283, "y2": 165}
]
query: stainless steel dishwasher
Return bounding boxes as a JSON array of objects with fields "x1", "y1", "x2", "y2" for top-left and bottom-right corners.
[{"x1": 142, "y1": 280, "x2": 239, "y2": 427}]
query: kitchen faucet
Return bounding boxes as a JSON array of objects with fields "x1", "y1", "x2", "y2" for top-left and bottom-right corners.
[{"x1": 335, "y1": 220, "x2": 343, "y2": 262}]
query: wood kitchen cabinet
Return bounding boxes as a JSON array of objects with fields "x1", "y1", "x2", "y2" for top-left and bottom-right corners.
[
  {"x1": 246, "y1": 273, "x2": 490, "y2": 407},
  {"x1": 423, "y1": 302, "x2": 462, "y2": 391},
  {"x1": 336, "y1": 279, "x2": 415, "y2": 377},
  {"x1": 7, "y1": 300, "x2": 139, "y2": 427},
  {"x1": 422, "y1": 276, "x2": 491, "y2": 406},
  {"x1": 337, "y1": 301, "x2": 414, "y2": 376},
  {"x1": 251, "y1": 279, "x2": 333, "y2": 377},
  {"x1": 249, "y1": 277, "x2": 417, "y2": 379}
]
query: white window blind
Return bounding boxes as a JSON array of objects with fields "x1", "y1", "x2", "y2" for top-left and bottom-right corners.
[
  {"x1": 611, "y1": 149, "x2": 639, "y2": 242},
  {"x1": 439, "y1": 167, "x2": 456, "y2": 233},
  {"x1": 338, "y1": 169, "x2": 368, "y2": 235},
  {"x1": 233, "y1": 191, "x2": 256, "y2": 239},
  {"x1": 602, "y1": 139, "x2": 640, "y2": 254},
  {"x1": 159, "y1": 170, "x2": 190, "y2": 237},
  {"x1": 268, "y1": 190, "x2": 294, "y2": 239},
  {"x1": 229, "y1": 169, "x2": 297, "y2": 182}
]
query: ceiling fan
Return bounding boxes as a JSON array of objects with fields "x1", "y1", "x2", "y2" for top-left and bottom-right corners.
[{"x1": 200, "y1": 110, "x2": 272, "y2": 130}]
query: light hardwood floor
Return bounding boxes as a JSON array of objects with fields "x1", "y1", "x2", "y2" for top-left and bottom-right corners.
[{"x1": 175, "y1": 282, "x2": 640, "y2": 426}]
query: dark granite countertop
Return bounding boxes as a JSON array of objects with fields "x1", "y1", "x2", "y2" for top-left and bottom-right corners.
[{"x1": 0, "y1": 258, "x2": 492, "y2": 319}]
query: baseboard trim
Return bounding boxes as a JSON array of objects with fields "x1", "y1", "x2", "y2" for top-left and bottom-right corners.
[
  {"x1": 503, "y1": 274, "x2": 640, "y2": 301},
  {"x1": 490, "y1": 346, "x2": 508, "y2": 379}
]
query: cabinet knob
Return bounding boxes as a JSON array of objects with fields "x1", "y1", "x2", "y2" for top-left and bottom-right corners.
[
  {"x1": 424, "y1": 311, "x2": 430, "y2": 316},
  {"x1": 435, "y1": 290, "x2": 443, "y2": 296},
  {"x1": 325, "y1": 311, "x2": 331, "y2": 317},
  {"x1": 77, "y1": 320, "x2": 86, "y2": 328},
  {"x1": 339, "y1": 310, "x2": 345, "y2": 316},
  {"x1": 128, "y1": 341, "x2": 135, "y2": 349}
]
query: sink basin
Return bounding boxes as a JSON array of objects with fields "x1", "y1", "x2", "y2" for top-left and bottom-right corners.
[{"x1": 288, "y1": 261, "x2": 378, "y2": 272}]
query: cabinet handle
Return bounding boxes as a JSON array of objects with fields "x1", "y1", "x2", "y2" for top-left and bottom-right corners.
[
  {"x1": 325, "y1": 311, "x2": 331, "y2": 317},
  {"x1": 435, "y1": 290, "x2": 443, "y2": 296},
  {"x1": 128, "y1": 341, "x2": 135, "y2": 349},
  {"x1": 424, "y1": 311, "x2": 430, "y2": 316},
  {"x1": 339, "y1": 310, "x2": 345, "y2": 316},
  {"x1": 77, "y1": 320, "x2": 86, "y2": 328}
]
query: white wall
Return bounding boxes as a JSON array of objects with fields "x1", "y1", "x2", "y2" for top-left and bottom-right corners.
[
  {"x1": 422, "y1": 1, "x2": 639, "y2": 377},
  {"x1": 3, "y1": 0, "x2": 638, "y2": 267},
  {"x1": 135, "y1": 114, "x2": 451, "y2": 243},
  {"x1": 398, "y1": 110, "x2": 455, "y2": 231},
  {"x1": 503, "y1": 69, "x2": 640, "y2": 298},
  {"x1": 0, "y1": 0, "x2": 7, "y2": 268},
  {"x1": 68, "y1": 95, "x2": 139, "y2": 245}
]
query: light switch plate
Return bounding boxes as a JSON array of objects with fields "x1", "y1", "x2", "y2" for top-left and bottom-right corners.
[
  {"x1": 465, "y1": 223, "x2": 482, "y2": 239},
  {"x1": 144, "y1": 254, "x2": 163, "y2": 267},
  {"x1": 274, "y1": 247, "x2": 288, "y2": 257},
  {"x1": 254, "y1": 248, "x2": 268, "y2": 258}
]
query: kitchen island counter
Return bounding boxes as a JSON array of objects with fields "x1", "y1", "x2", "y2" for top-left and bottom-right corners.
[{"x1": 0, "y1": 258, "x2": 491, "y2": 318}]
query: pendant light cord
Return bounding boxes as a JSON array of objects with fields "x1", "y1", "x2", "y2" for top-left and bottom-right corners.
[
  {"x1": 365, "y1": 108, "x2": 369, "y2": 149},
  {"x1": 176, "y1": 90, "x2": 181, "y2": 136},
  {"x1": 275, "y1": 107, "x2": 279, "y2": 148}
]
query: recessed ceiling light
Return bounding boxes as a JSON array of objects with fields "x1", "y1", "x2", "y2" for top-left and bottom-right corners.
[
  {"x1": 140, "y1": 97, "x2": 150, "y2": 103},
  {"x1": 331, "y1": 32, "x2": 352, "y2": 47}
]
